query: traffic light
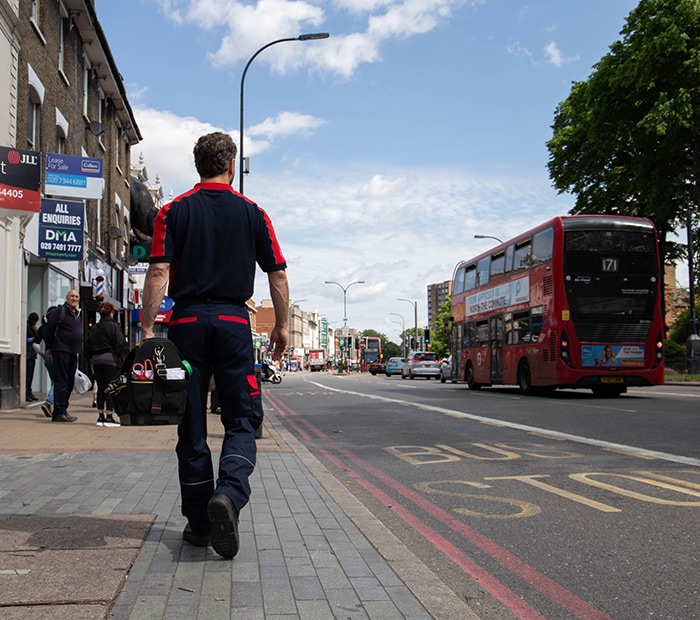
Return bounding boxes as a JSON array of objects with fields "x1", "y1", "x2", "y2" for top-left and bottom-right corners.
[
  {"x1": 424, "y1": 328, "x2": 430, "y2": 345},
  {"x1": 347, "y1": 336, "x2": 353, "y2": 349},
  {"x1": 355, "y1": 338, "x2": 360, "y2": 349}
]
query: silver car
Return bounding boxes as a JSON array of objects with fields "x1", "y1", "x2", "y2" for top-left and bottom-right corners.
[{"x1": 402, "y1": 351, "x2": 440, "y2": 379}]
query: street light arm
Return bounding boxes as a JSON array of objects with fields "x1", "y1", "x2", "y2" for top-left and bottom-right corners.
[
  {"x1": 474, "y1": 234, "x2": 504, "y2": 244},
  {"x1": 239, "y1": 33, "x2": 330, "y2": 194}
]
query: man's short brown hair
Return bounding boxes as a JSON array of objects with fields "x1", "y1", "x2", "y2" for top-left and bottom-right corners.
[{"x1": 193, "y1": 132, "x2": 237, "y2": 179}]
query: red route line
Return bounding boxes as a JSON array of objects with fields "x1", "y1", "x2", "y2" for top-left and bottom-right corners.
[{"x1": 265, "y1": 391, "x2": 612, "y2": 620}]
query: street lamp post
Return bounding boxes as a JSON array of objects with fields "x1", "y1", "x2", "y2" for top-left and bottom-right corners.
[
  {"x1": 389, "y1": 312, "x2": 406, "y2": 357},
  {"x1": 325, "y1": 280, "x2": 365, "y2": 368},
  {"x1": 325, "y1": 281, "x2": 365, "y2": 328},
  {"x1": 398, "y1": 298, "x2": 418, "y2": 351},
  {"x1": 239, "y1": 33, "x2": 329, "y2": 195},
  {"x1": 474, "y1": 234, "x2": 504, "y2": 244}
]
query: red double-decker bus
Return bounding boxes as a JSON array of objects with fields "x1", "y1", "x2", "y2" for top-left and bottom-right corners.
[
  {"x1": 450, "y1": 215, "x2": 664, "y2": 396},
  {"x1": 361, "y1": 336, "x2": 383, "y2": 372}
]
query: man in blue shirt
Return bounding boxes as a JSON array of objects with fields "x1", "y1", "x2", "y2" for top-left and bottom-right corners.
[{"x1": 141, "y1": 132, "x2": 289, "y2": 559}]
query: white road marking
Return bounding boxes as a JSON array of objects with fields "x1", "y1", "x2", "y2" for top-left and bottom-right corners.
[{"x1": 305, "y1": 379, "x2": 700, "y2": 468}]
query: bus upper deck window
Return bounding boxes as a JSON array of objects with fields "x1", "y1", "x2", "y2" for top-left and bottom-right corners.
[
  {"x1": 514, "y1": 240, "x2": 532, "y2": 270},
  {"x1": 490, "y1": 251, "x2": 505, "y2": 279}
]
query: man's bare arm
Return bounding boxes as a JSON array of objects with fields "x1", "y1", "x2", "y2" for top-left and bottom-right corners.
[
  {"x1": 267, "y1": 269, "x2": 289, "y2": 361},
  {"x1": 141, "y1": 263, "x2": 170, "y2": 340}
]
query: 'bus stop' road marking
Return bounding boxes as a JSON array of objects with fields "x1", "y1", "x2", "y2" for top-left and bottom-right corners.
[{"x1": 306, "y1": 379, "x2": 700, "y2": 468}]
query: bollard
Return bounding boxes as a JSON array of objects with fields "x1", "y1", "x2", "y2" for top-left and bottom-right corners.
[{"x1": 255, "y1": 364, "x2": 263, "y2": 439}]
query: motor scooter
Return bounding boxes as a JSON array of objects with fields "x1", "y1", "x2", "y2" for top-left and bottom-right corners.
[{"x1": 260, "y1": 360, "x2": 282, "y2": 384}]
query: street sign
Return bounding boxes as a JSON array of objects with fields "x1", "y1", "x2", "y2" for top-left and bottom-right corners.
[
  {"x1": 44, "y1": 153, "x2": 104, "y2": 199},
  {"x1": 38, "y1": 198, "x2": 84, "y2": 261}
]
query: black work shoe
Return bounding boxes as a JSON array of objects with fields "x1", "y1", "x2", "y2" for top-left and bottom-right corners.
[
  {"x1": 182, "y1": 524, "x2": 210, "y2": 547},
  {"x1": 207, "y1": 494, "x2": 239, "y2": 558},
  {"x1": 52, "y1": 414, "x2": 77, "y2": 422}
]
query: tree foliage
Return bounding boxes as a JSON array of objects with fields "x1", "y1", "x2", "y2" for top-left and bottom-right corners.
[
  {"x1": 429, "y1": 298, "x2": 453, "y2": 359},
  {"x1": 547, "y1": 0, "x2": 700, "y2": 283}
]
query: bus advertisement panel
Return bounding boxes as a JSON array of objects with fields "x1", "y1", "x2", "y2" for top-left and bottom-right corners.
[{"x1": 450, "y1": 215, "x2": 664, "y2": 396}]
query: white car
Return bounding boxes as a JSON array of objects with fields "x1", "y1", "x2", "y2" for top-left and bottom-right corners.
[{"x1": 401, "y1": 351, "x2": 440, "y2": 379}]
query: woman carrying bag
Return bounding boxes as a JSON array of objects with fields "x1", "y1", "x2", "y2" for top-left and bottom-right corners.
[{"x1": 86, "y1": 302, "x2": 129, "y2": 427}]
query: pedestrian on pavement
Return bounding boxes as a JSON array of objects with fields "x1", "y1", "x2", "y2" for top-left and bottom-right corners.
[
  {"x1": 33, "y1": 308, "x2": 56, "y2": 418},
  {"x1": 26, "y1": 313, "x2": 40, "y2": 401},
  {"x1": 141, "y1": 131, "x2": 289, "y2": 559},
  {"x1": 43, "y1": 290, "x2": 83, "y2": 423},
  {"x1": 86, "y1": 301, "x2": 128, "y2": 427}
]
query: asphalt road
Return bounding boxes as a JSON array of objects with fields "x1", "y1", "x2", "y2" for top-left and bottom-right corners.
[{"x1": 263, "y1": 373, "x2": 700, "y2": 620}]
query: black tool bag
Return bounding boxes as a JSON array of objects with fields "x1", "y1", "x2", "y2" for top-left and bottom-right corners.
[{"x1": 107, "y1": 338, "x2": 190, "y2": 425}]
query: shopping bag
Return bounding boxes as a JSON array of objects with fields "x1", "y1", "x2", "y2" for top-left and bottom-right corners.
[{"x1": 73, "y1": 369, "x2": 93, "y2": 394}]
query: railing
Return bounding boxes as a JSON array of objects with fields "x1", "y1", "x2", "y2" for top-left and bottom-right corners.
[{"x1": 664, "y1": 356, "x2": 700, "y2": 382}]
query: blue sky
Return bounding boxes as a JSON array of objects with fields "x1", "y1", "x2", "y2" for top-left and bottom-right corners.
[{"x1": 95, "y1": 0, "x2": 653, "y2": 342}]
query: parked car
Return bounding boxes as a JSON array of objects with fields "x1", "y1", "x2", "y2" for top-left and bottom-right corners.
[
  {"x1": 385, "y1": 357, "x2": 404, "y2": 376},
  {"x1": 440, "y1": 355, "x2": 453, "y2": 383},
  {"x1": 368, "y1": 361, "x2": 386, "y2": 375},
  {"x1": 402, "y1": 351, "x2": 440, "y2": 379}
]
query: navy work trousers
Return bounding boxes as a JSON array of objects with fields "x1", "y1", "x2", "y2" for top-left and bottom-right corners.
[
  {"x1": 52, "y1": 351, "x2": 78, "y2": 419},
  {"x1": 168, "y1": 302, "x2": 263, "y2": 533}
]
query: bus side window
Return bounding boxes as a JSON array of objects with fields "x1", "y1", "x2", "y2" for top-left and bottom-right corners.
[
  {"x1": 531, "y1": 306, "x2": 544, "y2": 342},
  {"x1": 476, "y1": 320, "x2": 489, "y2": 346},
  {"x1": 464, "y1": 321, "x2": 476, "y2": 348},
  {"x1": 531, "y1": 227, "x2": 554, "y2": 264},
  {"x1": 514, "y1": 240, "x2": 532, "y2": 270},
  {"x1": 504, "y1": 244, "x2": 514, "y2": 273},
  {"x1": 490, "y1": 251, "x2": 505, "y2": 280},
  {"x1": 454, "y1": 267, "x2": 466, "y2": 295},
  {"x1": 476, "y1": 256, "x2": 490, "y2": 287},
  {"x1": 504, "y1": 312, "x2": 514, "y2": 344},
  {"x1": 464, "y1": 266, "x2": 477, "y2": 291},
  {"x1": 513, "y1": 310, "x2": 531, "y2": 343}
]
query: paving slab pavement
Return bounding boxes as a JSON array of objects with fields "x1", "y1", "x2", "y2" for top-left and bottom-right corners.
[{"x1": 0, "y1": 394, "x2": 479, "y2": 619}]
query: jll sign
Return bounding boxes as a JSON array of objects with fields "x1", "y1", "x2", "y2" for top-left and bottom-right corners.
[{"x1": 0, "y1": 146, "x2": 41, "y2": 216}]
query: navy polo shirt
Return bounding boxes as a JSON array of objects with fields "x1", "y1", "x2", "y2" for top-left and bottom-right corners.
[{"x1": 150, "y1": 182, "x2": 286, "y2": 302}]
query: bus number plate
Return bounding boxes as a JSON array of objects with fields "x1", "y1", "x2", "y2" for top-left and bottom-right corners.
[{"x1": 601, "y1": 377, "x2": 624, "y2": 384}]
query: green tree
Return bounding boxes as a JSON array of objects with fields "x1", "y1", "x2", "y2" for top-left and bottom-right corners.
[
  {"x1": 668, "y1": 304, "x2": 700, "y2": 343},
  {"x1": 429, "y1": 298, "x2": 452, "y2": 359},
  {"x1": 547, "y1": 0, "x2": 700, "y2": 289}
]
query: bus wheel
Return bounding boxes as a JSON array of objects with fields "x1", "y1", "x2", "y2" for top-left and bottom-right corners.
[
  {"x1": 466, "y1": 363, "x2": 481, "y2": 390},
  {"x1": 517, "y1": 361, "x2": 533, "y2": 395}
]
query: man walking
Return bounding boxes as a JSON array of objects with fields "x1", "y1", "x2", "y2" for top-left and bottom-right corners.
[
  {"x1": 43, "y1": 290, "x2": 83, "y2": 422},
  {"x1": 141, "y1": 132, "x2": 289, "y2": 559}
]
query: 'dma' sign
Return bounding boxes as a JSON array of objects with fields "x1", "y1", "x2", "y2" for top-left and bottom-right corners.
[{"x1": 38, "y1": 198, "x2": 84, "y2": 261}]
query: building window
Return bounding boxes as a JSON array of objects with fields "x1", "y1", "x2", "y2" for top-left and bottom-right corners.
[
  {"x1": 30, "y1": 0, "x2": 39, "y2": 25},
  {"x1": 58, "y1": 16, "x2": 69, "y2": 76},
  {"x1": 55, "y1": 108, "x2": 68, "y2": 154},
  {"x1": 115, "y1": 123, "x2": 123, "y2": 173},
  {"x1": 82, "y1": 60, "x2": 90, "y2": 119},
  {"x1": 27, "y1": 97, "x2": 40, "y2": 149}
]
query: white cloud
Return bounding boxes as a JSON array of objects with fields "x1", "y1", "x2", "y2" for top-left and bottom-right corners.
[
  {"x1": 248, "y1": 111, "x2": 327, "y2": 140},
  {"x1": 154, "y1": 0, "x2": 476, "y2": 79},
  {"x1": 544, "y1": 41, "x2": 578, "y2": 68},
  {"x1": 506, "y1": 39, "x2": 534, "y2": 63}
]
